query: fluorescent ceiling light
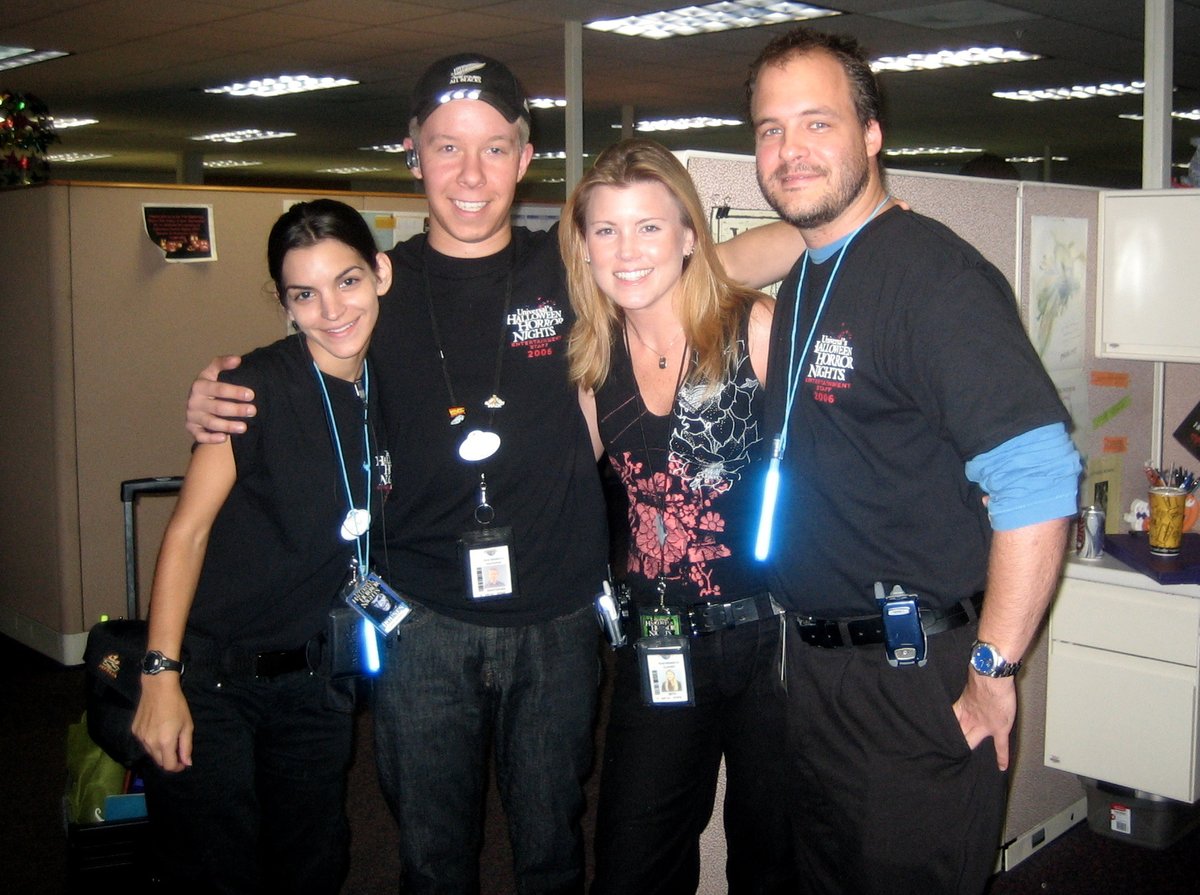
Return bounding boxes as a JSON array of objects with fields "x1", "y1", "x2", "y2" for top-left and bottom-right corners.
[
  {"x1": 1119, "y1": 109, "x2": 1200, "y2": 122},
  {"x1": 530, "y1": 98, "x2": 566, "y2": 109},
  {"x1": 317, "y1": 166, "x2": 391, "y2": 174},
  {"x1": 362, "y1": 144, "x2": 405, "y2": 153},
  {"x1": 1007, "y1": 155, "x2": 1068, "y2": 163},
  {"x1": 202, "y1": 159, "x2": 263, "y2": 168},
  {"x1": 533, "y1": 151, "x2": 567, "y2": 160},
  {"x1": 872, "y1": 47, "x2": 1040, "y2": 73},
  {"x1": 994, "y1": 81, "x2": 1144, "y2": 102},
  {"x1": 613, "y1": 116, "x2": 742, "y2": 132},
  {"x1": 49, "y1": 117, "x2": 98, "y2": 129},
  {"x1": 587, "y1": 1, "x2": 838, "y2": 40},
  {"x1": 191, "y1": 129, "x2": 295, "y2": 143},
  {"x1": 47, "y1": 152, "x2": 113, "y2": 162},
  {"x1": 0, "y1": 46, "x2": 69, "y2": 71},
  {"x1": 884, "y1": 146, "x2": 983, "y2": 157},
  {"x1": 205, "y1": 75, "x2": 357, "y2": 98}
]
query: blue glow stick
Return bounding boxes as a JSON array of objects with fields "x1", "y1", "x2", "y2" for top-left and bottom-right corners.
[
  {"x1": 362, "y1": 616, "x2": 380, "y2": 674},
  {"x1": 754, "y1": 442, "x2": 782, "y2": 561}
]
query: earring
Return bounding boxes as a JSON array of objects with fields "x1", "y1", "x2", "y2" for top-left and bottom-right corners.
[{"x1": 584, "y1": 256, "x2": 591, "y2": 264}]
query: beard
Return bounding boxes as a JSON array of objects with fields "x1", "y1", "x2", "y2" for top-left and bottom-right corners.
[{"x1": 757, "y1": 148, "x2": 870, "y2": 230}]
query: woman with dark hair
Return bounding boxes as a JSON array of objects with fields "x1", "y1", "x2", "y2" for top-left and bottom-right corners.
[
  {"x1": 133, "y1": 199, "x2": 393, "y2": 894},
  {"x1": 561, "y1": 139, "x2": 794, "y2": 894}
]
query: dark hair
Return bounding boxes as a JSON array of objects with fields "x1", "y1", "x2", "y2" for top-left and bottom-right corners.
[
  {"x1": 745, "y1": 26, "x2": 882, "y2": 129},
  {"x1": 266, "y1": 199, "x2": 380, "y2": 305}
]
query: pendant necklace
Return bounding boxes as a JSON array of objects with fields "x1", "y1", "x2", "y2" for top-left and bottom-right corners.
[
  {"x1": 423, "y1": 245, "x2": 513, "y2": 463},
  {"x1": 627, "y1": 319, "x2": 685, "y2": 370},
  {"x1": 311, "y1": 355, "x2": 373, "y2": 563},
  {"x1": 623, "y1": 324, "x2": 689, "y2": 604}
]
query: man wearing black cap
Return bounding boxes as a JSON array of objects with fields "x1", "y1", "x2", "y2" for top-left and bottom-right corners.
[
  {"x1": 364, "y1": 53, "x2": 606, "y2": 893},
  {"x1": 185, "y1": 51, "x2": 801, "y2": 893}
]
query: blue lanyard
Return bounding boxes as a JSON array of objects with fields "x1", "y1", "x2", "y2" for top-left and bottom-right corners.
[
  {"x1": 313, "y1": 358, "x2": 372, "y2": 573},
  {"x1": 754, "y1": 198, "x2": 890, "y2": 561}
]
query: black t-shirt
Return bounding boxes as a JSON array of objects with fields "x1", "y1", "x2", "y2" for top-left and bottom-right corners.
[
  {"x1": 367, "y1": 226, "x2": 608, "y2": 625},
  {"x1": 188, "y1": 336, "x2": 384, "y2": 649},
  {"x1": 763, "y1": 208, "x2": 1069, "y2": 616},
  {"x1": 595, "y1": 311, "x2": 767, "y2": 605}
]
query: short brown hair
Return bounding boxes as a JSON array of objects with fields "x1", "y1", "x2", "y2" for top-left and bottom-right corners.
[{"x1": 745, "y1": 26, "x2": 882, "y2": 129}]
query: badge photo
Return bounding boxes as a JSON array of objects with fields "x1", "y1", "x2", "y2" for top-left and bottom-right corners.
[{"x1": 635, "y1": 637, "x2": 694, "y2": 707}]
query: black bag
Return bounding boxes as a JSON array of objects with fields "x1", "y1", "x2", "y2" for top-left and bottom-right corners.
[
  {"x1": 82, "y1": 477, "x2": 184, "y2": 766},
  {"x1": 83, "y1": 618, "x2": 148, "y2": 766}
]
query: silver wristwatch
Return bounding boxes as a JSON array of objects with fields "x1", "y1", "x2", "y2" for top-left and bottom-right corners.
[{"x1": 969, "y1": 640, "x2": 1021, "y2": 678}]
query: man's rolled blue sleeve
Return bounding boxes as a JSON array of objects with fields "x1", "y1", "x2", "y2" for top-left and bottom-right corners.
[{"x1": 964, "y1": 423, "x2": 1082, "y2": 531}]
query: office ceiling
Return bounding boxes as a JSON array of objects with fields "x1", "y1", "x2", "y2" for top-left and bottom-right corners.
[{"x1": 4, "y1": 0, "x2": 1200, "y2": 196}]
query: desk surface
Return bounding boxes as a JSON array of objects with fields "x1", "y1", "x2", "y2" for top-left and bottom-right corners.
[{"x1": 1065, "y1": 545, "x2": 1200, "y2": 597}]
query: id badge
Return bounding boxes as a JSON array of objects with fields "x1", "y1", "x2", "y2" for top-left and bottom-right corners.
[
  {"x1": 635, "y1": 636, "x2": 694, "y2": 707},
  {"x1": 638, "y1": 605, "x2": 682, "y2": 639},
  {"x1": 341, "y1": 570, "x2": 412, "y2": 636},
  {"x1": 460, "y1": 526, "x2": 517, "y2": 601}
]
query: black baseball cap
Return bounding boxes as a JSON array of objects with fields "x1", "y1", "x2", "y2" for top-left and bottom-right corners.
[{"x1": 411, "y1": 53, "x2": 532, "y2": 127}]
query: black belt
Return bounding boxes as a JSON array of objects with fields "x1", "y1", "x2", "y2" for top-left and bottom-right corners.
[
  {"x1": 688, "y1": 592, "x2": 781, "y2": 635},
  {"x1": 625, "y1": 592, "x2": 781, "y2": 639},
  {"x1": 793, "y1": 593, "x2": 982, "y2": 649},
  {"x1": 183, "y1": 634, "x2": 318, "y2": 679}
]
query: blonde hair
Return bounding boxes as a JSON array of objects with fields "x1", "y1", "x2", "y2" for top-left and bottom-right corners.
[{"x1": 560, "y1": 138, "x2": 764, "y2": 394}]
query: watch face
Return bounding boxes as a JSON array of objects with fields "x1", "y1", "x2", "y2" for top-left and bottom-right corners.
[
  {"x1": 972, "y1": 643, "x2": 998, "y2": 674},
  {"x1": 141, "y1": 650, "x2": 181, "y2": 674}
]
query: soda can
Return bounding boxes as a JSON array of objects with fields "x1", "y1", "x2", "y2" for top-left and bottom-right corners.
[{"x1": 1076, "y1": 505, "x2": 1105, "y2": 560}]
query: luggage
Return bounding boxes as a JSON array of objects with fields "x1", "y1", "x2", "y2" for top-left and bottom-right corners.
[
  {"x1": 83, "y1": 477, "x2": 183, "y2": 766},
  {"x1": 66, "y1": 476, "x2": 182, "y2": 887}
]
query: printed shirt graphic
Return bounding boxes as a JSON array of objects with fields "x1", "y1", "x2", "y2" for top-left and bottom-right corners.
[
  {"x1": 507, "y1": 300, "x2": 565, "y2": 359},
  {"x1": 806, "y1": 325, "x2": 854, "y2": 406},
  {"x1": 601, "y1": 336, "x2": 765, "y2": 602}
]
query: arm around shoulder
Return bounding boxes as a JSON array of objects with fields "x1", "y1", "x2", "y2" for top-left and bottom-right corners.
[
  {"x1": 717, "y1": 221, "x2": 805, "y2": 290},
  {"x1": 185, "y1": 354, "x2": 256, "y2": 444}
]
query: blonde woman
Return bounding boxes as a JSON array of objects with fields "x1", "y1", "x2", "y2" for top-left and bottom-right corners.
[{"x1": 561, "y1": 139, "x2": 794, "y2": 894}]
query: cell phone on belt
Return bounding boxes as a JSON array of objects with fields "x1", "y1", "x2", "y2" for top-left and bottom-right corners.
[{"x1": 875, "y1": 582, "x2": 927, "y2": 668}]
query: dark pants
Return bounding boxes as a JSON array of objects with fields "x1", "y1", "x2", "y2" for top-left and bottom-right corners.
[
  {"x1": 782, "y1": 621, "x2": 1006, "y2": 895},
  {"x1": 591, "y1": 616, "x2": 795, "y2": 895},
  {"x1": 373, "y1": 602, "x2": 600, "y2": 895},
  {"x1": 143, "y1": 662, "x2": 355, "y2": 895}
]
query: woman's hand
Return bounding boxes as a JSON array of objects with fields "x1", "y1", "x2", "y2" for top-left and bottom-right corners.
[{"x1": 133, "y1": 673, "x2": 194, "y2": 772}]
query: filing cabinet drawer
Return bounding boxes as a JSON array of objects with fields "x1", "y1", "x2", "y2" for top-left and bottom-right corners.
[{"x1": 1051, "y1": 578, "x2": 1200, "y2": 666}]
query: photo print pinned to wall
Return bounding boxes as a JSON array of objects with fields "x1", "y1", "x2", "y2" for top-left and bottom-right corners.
[{"x1": 143, "y1": 204, "x2": 216, "y2": 262}]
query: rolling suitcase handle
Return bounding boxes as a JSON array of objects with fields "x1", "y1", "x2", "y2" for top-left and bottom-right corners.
[{"x1": 120, "y1": 476, "x2": 183, "y2": 619}]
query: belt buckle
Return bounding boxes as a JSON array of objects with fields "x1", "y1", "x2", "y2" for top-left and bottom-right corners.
[{"x1": 689, "y1": 601, "x2": 733, "y2": 635}]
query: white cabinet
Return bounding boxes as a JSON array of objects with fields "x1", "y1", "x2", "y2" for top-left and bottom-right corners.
[
  {"x1": 1097, "y1": 189, "x2": 1200, "y2": 363},
  {"x1": 1044, "y1": 556, "x2": 1200, "y2": 802}
]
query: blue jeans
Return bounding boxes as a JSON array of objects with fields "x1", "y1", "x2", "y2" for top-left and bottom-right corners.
[{"x1": 373, "y1": 602, "x2": 600, "y2": 894}]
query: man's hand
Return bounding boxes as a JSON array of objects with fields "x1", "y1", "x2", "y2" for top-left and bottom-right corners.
[
  {"x1": 953, "y1": 672, "x2": 1017, "y2": 770},
  {"x1": 185, "y1": 355, "x2": 255, "y2": 443}
]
